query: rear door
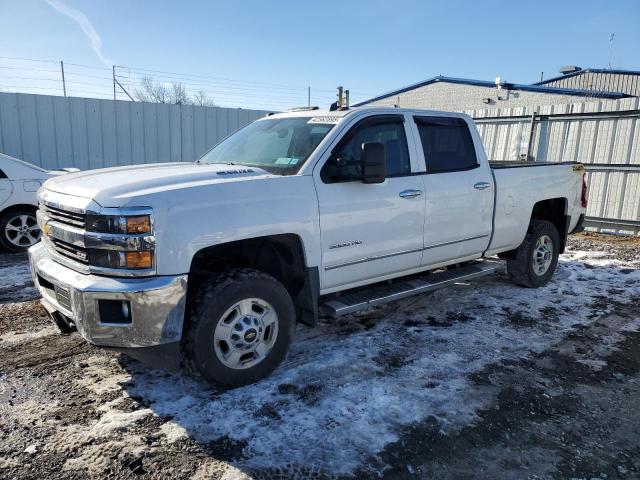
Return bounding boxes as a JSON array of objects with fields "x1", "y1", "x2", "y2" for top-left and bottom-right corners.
[
  {"x1": 411, "y1": 116, "x2": 493, "y2": 266},
  {"x1": 314, "y1": 114, "x2": 426, "y2": 290}
]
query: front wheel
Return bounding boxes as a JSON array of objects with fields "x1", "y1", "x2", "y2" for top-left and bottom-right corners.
[
  {"x1": 184, "y1": 268, "x2": 296, "y2": 388},
  {"x1": 0, "y1": 209, "x2": 41, "y2": 252},
  {"x1": 507, "y1": 219, "x2": 560, "y2": 288}
]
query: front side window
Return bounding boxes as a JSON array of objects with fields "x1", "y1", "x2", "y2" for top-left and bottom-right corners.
[
  {"x1": 415, "y1": 117, "x2": 478, "y2": 173},
  {"x1": 198, "y1": 117, "x2": 335, "y2": 175},
  {"x1": 322, "y1": 117, "x2": 411, "y2": 182}
]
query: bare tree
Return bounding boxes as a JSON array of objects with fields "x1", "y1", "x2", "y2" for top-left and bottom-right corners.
[
  {"x1": 134, "y1": 76, "x2": 169, "y2": 103},
  {"x1": 134, "y1": 76, "x2": 214, "y2": 106},
  {"x1": 171, "y1": 82, "x2": 189, "y2": 105},
  {"x1": 192, "y1": 89, "x2": 216, "y2": 107}
]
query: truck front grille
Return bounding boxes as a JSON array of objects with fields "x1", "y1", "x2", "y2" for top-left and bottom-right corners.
[
  {"x1": 41, "y1": 204, "x2": 86, "y2": 229},
  {"x1": 49, "y1": 237, "x2": 89, "y2": 265}
]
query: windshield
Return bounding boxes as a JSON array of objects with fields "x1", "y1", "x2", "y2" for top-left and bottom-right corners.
[{"x1": 197, "y1": 117, "x2": 336, "y2": 174}]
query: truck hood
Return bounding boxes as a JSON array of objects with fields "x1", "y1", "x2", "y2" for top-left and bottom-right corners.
[{"x1": 43, "y1": 162, "x2": 272, "y2": 206}]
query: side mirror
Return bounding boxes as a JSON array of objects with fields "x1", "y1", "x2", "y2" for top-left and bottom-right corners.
[{"x1": 361, "y1": 142, "x2": 386, "y2": 184}]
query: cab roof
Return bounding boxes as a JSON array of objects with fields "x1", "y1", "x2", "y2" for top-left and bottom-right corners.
[{"x1": 261, "y1": 105, "x2": 469, "y2": 121}]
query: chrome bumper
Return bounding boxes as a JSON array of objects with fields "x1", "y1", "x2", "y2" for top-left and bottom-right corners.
[{"x1": 28, "y1": 242, "x2": 188, "y2": 348}]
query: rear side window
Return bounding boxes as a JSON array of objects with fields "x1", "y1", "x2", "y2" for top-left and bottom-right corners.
[{"x1": 415, "y1": 117, "x2": 478, "y2": 173}]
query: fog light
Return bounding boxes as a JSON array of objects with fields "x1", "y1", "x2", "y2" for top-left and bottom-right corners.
[
  {"x1": 98, "y1": 299, "x2": 132, "y2": 324},
  {"x1": 120, "y1": 251, "x2": 153, "y2": 269}
]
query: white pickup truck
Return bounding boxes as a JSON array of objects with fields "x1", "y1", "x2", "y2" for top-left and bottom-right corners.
[{"x1": 29, "y1": 106, "x2": 587, "y2": 388}]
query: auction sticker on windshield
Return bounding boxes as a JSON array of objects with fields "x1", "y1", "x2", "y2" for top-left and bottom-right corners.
[{"x1": 307, "y1": 116, "x2": 341, "y2": 124}]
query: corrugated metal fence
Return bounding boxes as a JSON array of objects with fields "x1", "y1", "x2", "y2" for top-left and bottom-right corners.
[
  {"x1": 0, "y1": 92, "x2": 270, "y2": 170},
  {"x1": 467, "y1": 97, "x2": 640, "y2": 235},
  {"x1": 1, "y1": 92, "x2": 638, "y2": 234}
]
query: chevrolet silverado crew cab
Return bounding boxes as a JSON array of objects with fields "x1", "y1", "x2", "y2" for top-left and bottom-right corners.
[{"x1": 29, "y1": 106, "x2": 587, "y2": 388}]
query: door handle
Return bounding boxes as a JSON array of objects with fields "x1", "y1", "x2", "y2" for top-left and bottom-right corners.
[
  {"x1": 399, "y1": 189, "x2": 423, "y2": 198},
  {"x1": 474, "y1": 182, "x2": 491, "y2": 190}
]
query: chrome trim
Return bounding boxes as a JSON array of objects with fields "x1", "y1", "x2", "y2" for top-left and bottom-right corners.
[
  {"x1": 40, "y1": 199, "x2": 154, "y2": 218},
  {"x1": 85, "y1": 232, "x2": 156, "y2": 251},
  {"x1": 473, "y1": 182, "x2": 491, "y2": 190},
  {"x1": 39, "y1": 198, "x2": 86, "y2": 215},
  {"x1": 399, "y1": 189, "x2": 423, "y2": 198},
  {"x1": 40, "y1": 236, "x2": 157, "y2": 277},
  {"x1": 29, "y1": 242, "x2": 187, "y2": 348},
  {"x1": 324, "y1": 234, "x2": 490, "y2": 270},
  {"x1": 325, "y1": 247, "x2": 423, "y2": 271},
  {"x1": 423, "y1": 234, "x2": 489, "y2": 250}
]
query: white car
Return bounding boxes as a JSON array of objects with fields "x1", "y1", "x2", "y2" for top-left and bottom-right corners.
[
  {"x1": 0, "y1": 153, "x2": 77, "y2": 251},
  {"x1": 29, "y1": 106, "x2": 587, "y2": 387}
]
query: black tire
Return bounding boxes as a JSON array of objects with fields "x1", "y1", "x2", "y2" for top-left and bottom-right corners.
[
  {"x1": 507, "y1": 219, "x2": 560, "y2": 288},
  {"x1": 184, "y1": 268, "x2": 296, "y2": 388},
  {"x1": 0, "y1": 208, "x2": 40, "y2": 252}
]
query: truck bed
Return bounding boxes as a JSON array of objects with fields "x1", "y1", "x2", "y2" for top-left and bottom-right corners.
[
  {"x1": 486, "y1": 159, "x2": 585, "y2": 257},
  {"x1": 489, "y1": 160, "x2": 582, "y2": 169}
]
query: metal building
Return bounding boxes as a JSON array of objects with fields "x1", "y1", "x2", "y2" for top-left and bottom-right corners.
[
  {"x1": 353, "y1": 76, "x2": 627, "y2": 111},
  {"x1": 536, "y1": 68, "x2": 640, "y2": 97}
]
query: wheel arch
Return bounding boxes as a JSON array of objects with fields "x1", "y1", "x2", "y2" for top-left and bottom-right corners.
[
  {"x1": 187, "y1": 233, "x2": 319, "y2": 327},
  {"x1": 0, "y1": 203, "x2": 38, "y2": 218},
  {"x1": 529, "y1": 197, "x2": 568, "y2": 254}
]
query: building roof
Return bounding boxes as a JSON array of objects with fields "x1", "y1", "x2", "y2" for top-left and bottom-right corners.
[
  {"x1": 353, "y1": 75, "x2": 628, "y2": 107},
  {"x1": 535, "y1": 68, "x2": 640, "y2": 86}
]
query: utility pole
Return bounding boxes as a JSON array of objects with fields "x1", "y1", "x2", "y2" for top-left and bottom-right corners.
[
  {"x1": 608, "y1": 33, "x2": 615, "y2": 69},
  {"x1": 307, "y1": 86, "x2": 310, "y2": 108},
  {"x1": 112, "y1": 65, "x2": 116, "y2": 100},
  {"x1": 60, "y1": 61, "x2": 67, "y2": 97}
]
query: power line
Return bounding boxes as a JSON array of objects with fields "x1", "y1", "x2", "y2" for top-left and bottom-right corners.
[
  {"x1": 117, "y1": 64, "x2": 308, "y2": 91},
  {"x1": 0, "y1": 55, "x2": 59, "y2": 64},
  {"x1": 0, "y1": 55, "x2": 378, "y2": 109}
]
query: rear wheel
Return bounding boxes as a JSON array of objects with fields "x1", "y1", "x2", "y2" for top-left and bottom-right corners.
[
  {"x1": 184, "y1": 268, "x2": 296, "y2": 388},
  {"x1": 507, "y1": 219, "x2": 560, "y2": 288},
  {"x1": 0, "y1": 208, "x2": 41, "y2": 252}
]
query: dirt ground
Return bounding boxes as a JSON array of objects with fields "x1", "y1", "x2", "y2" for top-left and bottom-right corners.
[{"x1": 0, "y1": 232, "x2": 639, "y2": 480}]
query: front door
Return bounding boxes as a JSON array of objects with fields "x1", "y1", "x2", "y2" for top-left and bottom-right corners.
[{"x1": 314, "y1": 114, "x2": 426, "y2": 291}]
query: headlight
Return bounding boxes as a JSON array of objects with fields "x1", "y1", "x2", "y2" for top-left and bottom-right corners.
[
  {"x1": 86, "y1": 214, "x2": 152, "y2": 234},
  {"x1": 89, "y1": 250, "x2": 154, "y2": 270},
  {"x1": 84, "y1": 210, "x2": 154, "y2": 272}
]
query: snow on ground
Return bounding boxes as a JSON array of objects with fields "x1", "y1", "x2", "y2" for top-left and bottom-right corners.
[
  {"x1": 0, "y1": 324, "x2": 57, "y2": 345},
  {"x1": 35, "y1": 249, "x2": 637, "y2": 477},
  {"x1": 0, "y1": 253, "x2": 36, "y2": 303}
]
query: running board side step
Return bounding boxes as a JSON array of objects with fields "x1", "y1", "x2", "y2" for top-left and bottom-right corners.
[{"x1": 321, "y1": 262, "x2": 498, "y2": 318}]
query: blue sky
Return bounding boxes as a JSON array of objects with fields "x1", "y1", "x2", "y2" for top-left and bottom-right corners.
[{"x1": 0, "y1": 0, "x2": 638, "y2": 110}]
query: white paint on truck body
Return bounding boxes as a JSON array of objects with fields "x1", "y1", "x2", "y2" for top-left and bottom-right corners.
[{"x1": 39, "y1": 106, "x2": 586, "y2": 293}]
